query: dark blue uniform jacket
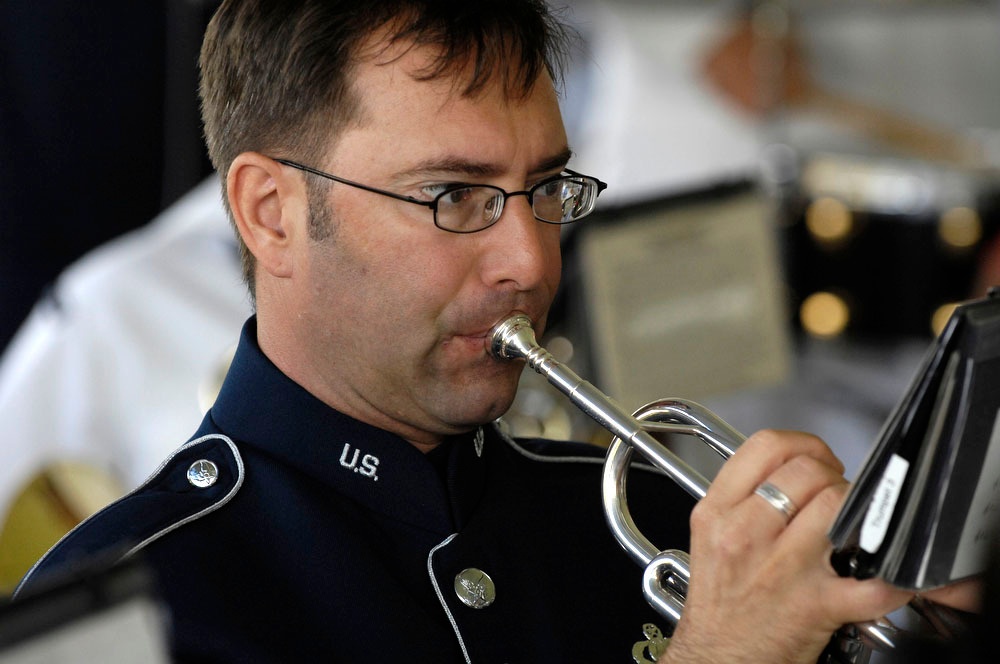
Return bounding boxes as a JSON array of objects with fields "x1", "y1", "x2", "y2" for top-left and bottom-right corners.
[{"x1": 16, "y1": 318, "x2": 694, "y2": 663}]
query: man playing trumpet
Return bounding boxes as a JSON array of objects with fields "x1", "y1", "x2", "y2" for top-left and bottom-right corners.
[{"x1": 15, "y1": 1, "x2": 968, "y2": 661}]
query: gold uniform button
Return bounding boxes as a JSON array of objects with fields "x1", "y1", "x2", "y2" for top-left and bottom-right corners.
[{"x1": 454, "y1": 568, "x2": 496, "y2": 609}]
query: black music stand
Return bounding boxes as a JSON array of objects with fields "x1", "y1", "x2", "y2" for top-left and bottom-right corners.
[
  {"x1": 830, "y1": 288, "x2": 1000, "y2": 590},
  {"x1": 0, "y1": 557, "x2": 171, "y2": 663}
]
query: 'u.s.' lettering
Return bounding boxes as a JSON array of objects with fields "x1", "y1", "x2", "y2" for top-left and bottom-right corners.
[{"x1": 339, "y1": 443, "x2": 380, "y2": 481}]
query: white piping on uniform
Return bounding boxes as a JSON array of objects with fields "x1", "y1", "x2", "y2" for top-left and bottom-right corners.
[
  {"x1": 497, "y1": 423, "x2": 603, "y2": 466},
  {"x1": 419, "y1": 422, "x2": 661, "y2": 664},
  {"x1": 427, "y1": 532, "x2": 472, "y2": 664},
  {"x1": 14, "y1": 434, "x2": 245, "y2": 599},
  {"x1": 492, "y1": 420, "x2": 663, "y2": 475},
  {"x1": 122, "y1": 435, "x2": 244, "y2": 559}
]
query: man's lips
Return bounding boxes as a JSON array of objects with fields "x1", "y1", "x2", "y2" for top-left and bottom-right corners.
[
  {"x1": 455, "y1": 331, "x2": 489, "y2": 345},
  {"x1": 450, "y1": 311, "x2": 540, "y2": 354}
]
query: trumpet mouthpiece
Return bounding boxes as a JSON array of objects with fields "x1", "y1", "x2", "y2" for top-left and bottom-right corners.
[{"x1": 489, "y1": 314, "x2": 536, "y2": 361}]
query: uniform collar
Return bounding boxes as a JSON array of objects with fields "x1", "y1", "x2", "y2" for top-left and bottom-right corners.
[{"x1": 208, "y1": 317, "x2": 489, "y2": 536}]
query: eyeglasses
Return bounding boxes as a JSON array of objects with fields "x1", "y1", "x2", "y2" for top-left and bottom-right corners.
[{"x1": 274, "y1": 157, "x2": 608, "y2": 234}]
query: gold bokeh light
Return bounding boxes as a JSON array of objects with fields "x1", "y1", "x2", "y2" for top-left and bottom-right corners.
[
  {"x1": 938, "y1": 206, "x2": 982, "y2": 251},
  {"x1": 930, "y1": 302, "x2": 959, "y2": 337},
  {"x1": 805, "y1": 197, "x2": 854, "y2": 246},
  {"x1": 800, "y1": 291, "x2": 850, "y2": 338}
]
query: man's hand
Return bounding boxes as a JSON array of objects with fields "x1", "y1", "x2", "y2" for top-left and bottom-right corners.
[
  {"x1": 660, "y1": 430, "x2": 913, "y2": 663},
  {"x1": 920, "y1": 578, "x2": 982, "y2": 614}
]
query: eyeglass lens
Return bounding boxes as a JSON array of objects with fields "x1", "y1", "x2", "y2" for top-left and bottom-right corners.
[{"x1": 435, "y1": 176, "x2": 599, "y2": 232}]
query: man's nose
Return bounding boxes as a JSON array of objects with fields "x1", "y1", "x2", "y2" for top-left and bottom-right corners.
[{"x1": 479, "y1": 195, "x2": 555, "y2": 291}]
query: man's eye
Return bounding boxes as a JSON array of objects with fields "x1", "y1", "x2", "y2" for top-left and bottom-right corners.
[
  {"x1": 424, "y1": 184, "x2": 475, "y2": 205},
  {"x1": 420, "y1": 183, "x2": 447, "y2": 199}
]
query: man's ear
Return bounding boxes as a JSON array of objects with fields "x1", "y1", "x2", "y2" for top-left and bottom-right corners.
[{"x1": 227, "y1": 152, "x2": 308, "y2": 279}]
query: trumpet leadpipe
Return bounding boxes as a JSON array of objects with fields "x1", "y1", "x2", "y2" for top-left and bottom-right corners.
[{"x1": 489, "y1": 314, "x2": 718, "y2": 501}]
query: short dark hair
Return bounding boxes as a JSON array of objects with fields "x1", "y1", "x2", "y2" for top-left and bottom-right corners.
[{"x1": 199, "y1": 0, "x2": 575, "y2": 297}]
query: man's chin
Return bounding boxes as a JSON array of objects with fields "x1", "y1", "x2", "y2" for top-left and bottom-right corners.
[
  {"x1": 448, "y1": 382, "x2": 519, "y2": 429},
  {"x1": 458, "y1": 393, "x2": 517, "y2": 429},
  {"x1": 427, "y1": 357, "x2": 522, "y2": 427}
]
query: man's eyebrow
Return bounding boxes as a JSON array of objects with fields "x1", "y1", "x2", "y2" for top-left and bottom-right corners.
[
  {"x1": 399, "y1": 147, "x2": 574, "y2": 180},
  {"x1": 533, "y1": 147, "x2": 574, "y2": 175}
]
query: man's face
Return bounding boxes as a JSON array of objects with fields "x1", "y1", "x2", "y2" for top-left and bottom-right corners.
[{"x1": 269, "y1": 43, "x2": 569, "y2": 449}]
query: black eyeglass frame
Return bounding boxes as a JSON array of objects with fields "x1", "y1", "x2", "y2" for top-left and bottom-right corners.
[{"x1": 273, "y1": 157, "x2": 608, "y2": 234}]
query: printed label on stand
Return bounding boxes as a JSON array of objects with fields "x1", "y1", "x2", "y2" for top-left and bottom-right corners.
[{"x1": 860, "y1": 454, "x2": 910, "y2": 553}]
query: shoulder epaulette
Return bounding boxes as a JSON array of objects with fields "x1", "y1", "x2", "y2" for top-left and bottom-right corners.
[{"x1": 14, "y1": 434, "x2": 243, "y2": 598}]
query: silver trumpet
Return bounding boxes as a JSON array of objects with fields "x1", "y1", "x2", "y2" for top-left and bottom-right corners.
[{"x1": 489, "y1": 313, "x2": 908, "y2": 664}]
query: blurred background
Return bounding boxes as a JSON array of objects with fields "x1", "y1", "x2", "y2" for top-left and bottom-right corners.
[
  {"x1": 0, "y1": 1, "x2": 219, "y2": 351},
  {"x1": 1, "y1": 0, "x2": 999, "y2": 595}
]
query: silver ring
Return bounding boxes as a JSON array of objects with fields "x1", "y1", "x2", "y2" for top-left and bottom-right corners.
[{"x1": 754, "y1": 481, "x2": 798, "y2": 522}]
